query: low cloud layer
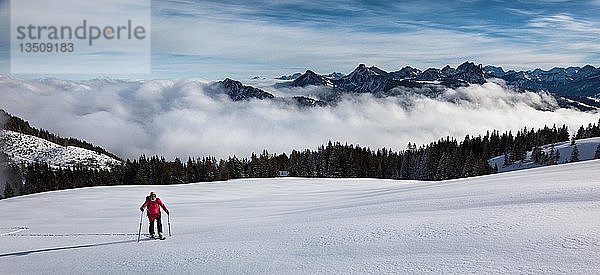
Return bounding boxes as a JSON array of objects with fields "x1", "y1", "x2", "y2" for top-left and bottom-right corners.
[{"x1": 0, "y1": 75, "x2": 597, "y2": 160}]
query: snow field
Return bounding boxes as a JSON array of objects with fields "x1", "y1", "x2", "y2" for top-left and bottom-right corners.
[{"x1": 0, "y1": 160, "x2": 599, "y2": 274}]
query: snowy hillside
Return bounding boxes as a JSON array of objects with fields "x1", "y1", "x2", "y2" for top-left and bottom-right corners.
[
  {"x1": 489, "y1": 137, "x2": 600, "y2": 173},
  {"x1": 0, "y1": 130, "x2": 121, "y2": 169},
  {"x1": 1, "y1": 160, "x2": 600, "y2": 274}
]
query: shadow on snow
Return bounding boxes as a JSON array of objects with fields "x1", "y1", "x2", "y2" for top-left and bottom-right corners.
[{"x1": 0, "y1": 238, "x2": 149, "y2": 258}]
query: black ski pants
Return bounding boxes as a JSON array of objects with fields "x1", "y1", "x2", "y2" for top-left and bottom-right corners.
[{"x1": 149, "y1": 216, "x2": 163, "y2": 235}]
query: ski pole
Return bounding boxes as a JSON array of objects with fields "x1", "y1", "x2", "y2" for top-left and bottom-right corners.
[
  {"x1": 167, "y1": 212, "x2": 172, "y2": 237},
  {"x1": 137, "y1": 210, "x2": 144, "y2": 243}
]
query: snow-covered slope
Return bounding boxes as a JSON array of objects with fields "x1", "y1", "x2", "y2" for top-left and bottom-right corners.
[
  {"x1": 0, "y1": 130, "x2": 121, "y2": 169},
  {"x1": 1, "y1": 160, "x2": 600, "y2": 274},
  {"x1": 489, "y1": 137, "x2": 600, "y2": 173}
]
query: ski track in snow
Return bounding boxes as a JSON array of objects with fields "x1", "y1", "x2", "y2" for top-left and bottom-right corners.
[
  {"x1": 0, "y1": 160, "x2": 600, "y2": 274},
  {"x1": 1, "y1": 226, "x2": 140, "y2": 237},
  {"x1": 0, "y1": 227, "x2": 29, "y2": 236}
]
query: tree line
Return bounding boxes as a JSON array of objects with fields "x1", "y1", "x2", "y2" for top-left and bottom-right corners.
[{"x1": 4, "y1": 120, "x2": 599, "y2": 199}]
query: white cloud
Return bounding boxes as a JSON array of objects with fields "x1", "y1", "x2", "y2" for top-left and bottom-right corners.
[
  {"x1": 0, "y1": 75, "x2": 598, "y2": 160},
  {"x1": 528, "y1": 14, "x2": 600, "y2": 33},
  {"x1": 526, "y1": 13, "x2": 600, "y2": 52}
]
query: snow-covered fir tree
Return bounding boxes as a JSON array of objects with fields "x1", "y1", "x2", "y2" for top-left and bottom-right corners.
[
  {"x1": 532, "y1": 146, "x2": 543, "y2": 164},
  {"x1": 547, "y1": 144, "x2": 556, "y2": 165},
  {"x1": 570, "y1": 143, "x2": 580, "y2": 162}
]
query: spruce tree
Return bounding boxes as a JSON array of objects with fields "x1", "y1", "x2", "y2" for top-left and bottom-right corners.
[
  {"x1": 3, "y1": 183, "x2": 15, "y2": 199},
  {"x1": 435, "y1": 153, "x2": 449, "y2": 180},
  {"x1": 400, "y1": 152, "x2": 412, "y2": 179},
  {"x1": 570, "y1": 144, "x2": 580, "y2": 162},
  {"x1": 414, "y1": 152, "x2": 430, "y2": 180},
  {"x1": 503, "y1": 152, "x2": 511, "y2": 166},
  {"x1": 532, "y1": 146, "x2": 543, "y2": 164},
  {"x1": 547, "y1": 144, "x2": 556, "y2": 165},
  {"x1": 462, "y1": 153, "x2": 475, "y2": 177}
]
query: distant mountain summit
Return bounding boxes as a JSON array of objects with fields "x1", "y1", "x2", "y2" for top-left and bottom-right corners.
[
  {"x1": 454, "y1": 61, "x2": 487, "y2": 84},
  {"x1": 325, "y1": 72, "x2": 345, "y2": 80},
  {"x1": 413, "y1": 61, "x2": 486, "y2": 87},
  {"x1": 211, "y1": 78, "x2": 274, "y2": 101},
  {"x1": 337, "y1": 64, "x2": 390, "y2": 93},
  {"x1": 483, "y1": 65, "x2": 505, "y2": 78},
  {"x1": 276, "y1": 72, "x2": 344, "y2": 81},
  {"x1": 276, "y1": 73, "x2": 302, "y2": 80},
  {"x1": 390, "y1": 66, "x2": 421, "y2": 80},
  {"x1": 290, "y1": 70, "x2": 334, "y2": 87}
]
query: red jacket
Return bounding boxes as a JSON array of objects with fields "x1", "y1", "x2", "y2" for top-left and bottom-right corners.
[{"x1": 141, "y1": 197, "x2": 168, "y2": 219}]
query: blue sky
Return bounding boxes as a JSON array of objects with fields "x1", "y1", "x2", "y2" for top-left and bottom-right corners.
[{"x1": 2, "y1": 0, "x2": 600, "y2": 79}]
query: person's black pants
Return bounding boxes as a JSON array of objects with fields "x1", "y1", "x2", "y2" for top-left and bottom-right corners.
[{"x1": 149, "y1": 216, "x2": 163, "y2": 236}]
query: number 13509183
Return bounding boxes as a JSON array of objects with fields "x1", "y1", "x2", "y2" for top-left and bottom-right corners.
[{"x1": 19, "y1": 43, "x2": 74, "y2": 53}]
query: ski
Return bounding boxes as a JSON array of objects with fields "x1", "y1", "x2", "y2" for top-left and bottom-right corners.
[{"x1": 144, "y1": 234, "x2": 166, "y2": 240}]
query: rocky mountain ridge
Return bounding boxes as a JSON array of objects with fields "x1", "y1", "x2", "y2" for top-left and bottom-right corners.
[{"x1": 207, "y1": 61, "x2": 600, "y2": 110}]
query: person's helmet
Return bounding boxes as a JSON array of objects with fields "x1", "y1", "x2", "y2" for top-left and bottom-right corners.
[{"x1": 150, "y1": 191, "x2": 157, "y2": 197}]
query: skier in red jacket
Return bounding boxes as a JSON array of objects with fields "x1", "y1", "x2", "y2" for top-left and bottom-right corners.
[{"x1": 140, "y1": 191, "x2": 169, "y2": 239}]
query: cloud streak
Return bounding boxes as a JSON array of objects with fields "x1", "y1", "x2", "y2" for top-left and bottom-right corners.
[
  {"x1": 0, "y1": 75, "x2": 598, "y2": 160},
  {"x1": 147, "y1": 0, "x2": 600, "y2": 79}
]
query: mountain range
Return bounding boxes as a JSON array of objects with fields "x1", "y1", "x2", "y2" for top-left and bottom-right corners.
[{"x1": 220, "y1": 61, "x2": 600, "y2": 111}]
